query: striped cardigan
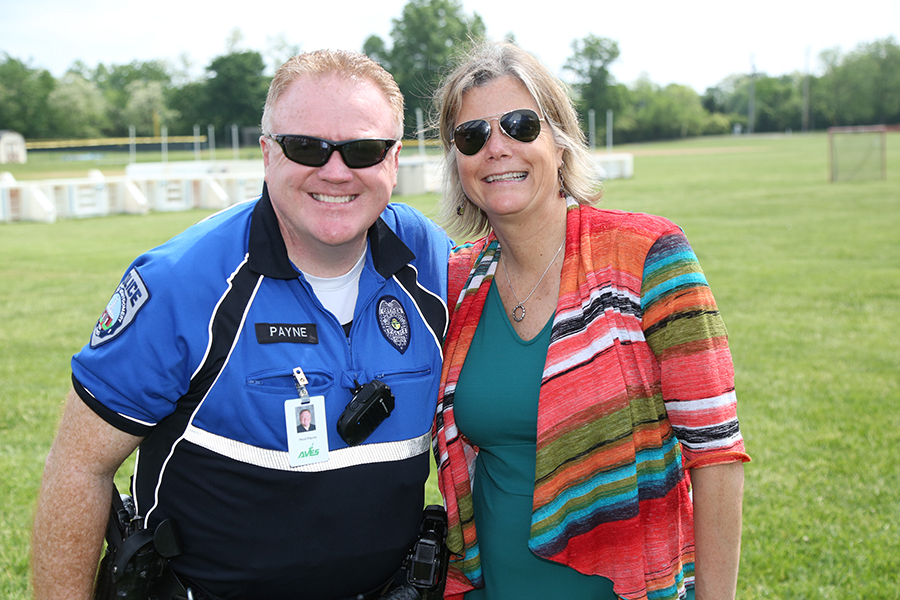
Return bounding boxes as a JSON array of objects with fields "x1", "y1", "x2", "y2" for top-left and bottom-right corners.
[{"x1": 433, "y1": 201, "x2": 749, "y2": 600}]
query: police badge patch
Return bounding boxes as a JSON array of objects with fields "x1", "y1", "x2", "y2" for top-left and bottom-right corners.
[
  {"x1": 377, "y1": 296, "x2": 410, "y2": 354},
  {"x1": 90, "y1": 268, "x2": 150, "y2": 348}
]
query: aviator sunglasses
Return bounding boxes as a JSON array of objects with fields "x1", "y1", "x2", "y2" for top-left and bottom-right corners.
[
  {"x1": 452, "y1": 108, "x2": 544, "y2": 156},
  {"x1": 265, "y1": 134, "x2": 398, "y2": 169}
]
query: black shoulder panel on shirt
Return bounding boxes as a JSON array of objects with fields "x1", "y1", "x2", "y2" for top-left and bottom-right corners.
[
  {"x1": 369, "y1": 217, "x2": 415, "y2": 280},
  {"x1": 135, "y1": 259, "x2": 262, "y2": 502},
  {"x1": 394, "y1": 264, "x2": 448, "y2": 343}
]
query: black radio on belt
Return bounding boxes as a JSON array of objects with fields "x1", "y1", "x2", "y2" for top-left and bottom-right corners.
[
  {"x1": 381, "y1": 505, "x2": 449, "y2": 600},
  {"x1": 337, "y1": 380, "x2": 394, "y2": 446},
  {"x1": 406, "y1": 505, "x2": 449, "y2": 593}
]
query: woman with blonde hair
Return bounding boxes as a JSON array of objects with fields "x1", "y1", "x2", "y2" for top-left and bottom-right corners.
[{"x1": 432, "y1": 42, "x2": 749, "y2": 600}]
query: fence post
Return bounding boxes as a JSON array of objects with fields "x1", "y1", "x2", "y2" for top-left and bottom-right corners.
[
  {"x1": 588, "y1": 109, "x2": 596, "y2": 149},
  {"x1": 415, "y1": 108, "x2": 426, "y2": 157},
  {"x1": 606, "y1": 110, "x2": 613, "y2": 152},
  {"x1": 193, "y1": 125, "x2": 201, "y2": 161},
  {"x1": 208, "y1": 125, "x2": 216, "y2": 161}
]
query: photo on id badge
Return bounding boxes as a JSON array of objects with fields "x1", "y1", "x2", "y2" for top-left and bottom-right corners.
[{"x1": 284, "y1": 396, "x2": 329, "y2": 467}]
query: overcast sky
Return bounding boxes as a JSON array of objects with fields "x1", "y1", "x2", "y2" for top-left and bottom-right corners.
[{"x1": 3, "y1": 0, "x2": 899, "y2": 93}]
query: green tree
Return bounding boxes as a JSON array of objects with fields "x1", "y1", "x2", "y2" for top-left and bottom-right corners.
[
  {"x1": 202, "y1": 51, "x2": 269, "y2": 138},
  {"x1": 815, "y1": 38, "x2": 900, "y2": 127},
  {"x1": 166, "y1": 80, "x2": 207, "y2": 135},
  {"x1": 617, "y1": 77, "x2": 717, "y2": 142},
  {"x1": 563, "y1": 34, "x2": 622, "y2": 119},
  {"x1": 703, "y1": 73, "x2": 756, "y2": 132},
  {"x1": 753, "y1": 74, "x2": 803, "y2": 132},
  {"x1": 122, "y1": 80, "x2": 179, "y2": 136},
  {"x1": 363, "y1": 0, "x2": 486, "y2": 136},
  {"x1": 702, "y1": 80, "x2": 734, "y2": 115},
  {"x1": 46, "y1": 73, "x2": 110, "y2": 138},
  {"x1": 868, "y1": 37, "x2": 900, "y2": 124},
  {"x1": 74, "y1": 60, "x2": 173, "y2": 135},
  {"x1": 838, "y1": 37, "x2": 900, "y2": 125},
  {"x1": 706, "y1": 69, "x2": 831, "y2": 134},
  {"x1": 817, "y1": 47, "x2": 850, "y2": 126},
  {"x1": 0, "y1": 54, "x2": 57, "y2": 138}
]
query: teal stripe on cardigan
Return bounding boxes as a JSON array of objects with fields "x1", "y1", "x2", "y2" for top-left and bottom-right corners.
[
  {"x1": 531, "y1": 492, "x2": 636, "y2": 550},
  {"x1": 532, "y1": 463, "x2": 637, "y2": 523},
  {"x1": 535, "y1": 434, "x2": 682, "y2": 521},
  {"x1": 648, "y1": 572, "x2": 689, "y2": 600},
  {"x1": 643, "y1": 250, "x2": 697, "y2": 277},
  {"x1": 531, "y1": 438, "x2": 683, "y2": 547},
  {"x1": 641, "y1": 272, "x2": 709, "y2": 308}
]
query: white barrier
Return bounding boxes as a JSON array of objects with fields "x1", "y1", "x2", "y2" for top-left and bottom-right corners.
[
  {"x1": 0, "y1": 161, "x2": 266, "y2": 223},
  {"x1": 1, "y1": 152, "x2": 632, "y2": 223},
  {"x1": 593, "y1": 152, "x2": 634, "y2": 180}
]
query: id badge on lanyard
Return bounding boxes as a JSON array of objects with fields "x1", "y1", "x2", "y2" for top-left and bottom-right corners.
[{"x1": 284, "y1": 367, "x2": 329, "y2": 467}]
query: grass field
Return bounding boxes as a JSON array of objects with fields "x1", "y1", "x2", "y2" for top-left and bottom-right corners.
[{"x1": 2, "y1": 132, "x2": 898, "y2": 598}]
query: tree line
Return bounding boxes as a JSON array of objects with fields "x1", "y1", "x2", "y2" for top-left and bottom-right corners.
[
  {"x1": 1, "y1": 0, "x2": 898, "y2": 146},
  {"x1": 562, "y1": 34, "x2": 900, "y2": 143}
]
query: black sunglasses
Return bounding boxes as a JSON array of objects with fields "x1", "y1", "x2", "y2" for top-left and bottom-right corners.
[
  {"x1": 452, "y1": 109, "x2": 544, "y2": 156},
  {"x1": 266, "y1": 134, "x2": 397, "y2": 168}
]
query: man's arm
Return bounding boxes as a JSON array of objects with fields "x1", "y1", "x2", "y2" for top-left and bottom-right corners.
[
  {"x1": 690, "y1": 461, "x2": 745, "y2": 600},
  {"x1": 32, "y1": 389, "x2": 143, "y2": 600}
]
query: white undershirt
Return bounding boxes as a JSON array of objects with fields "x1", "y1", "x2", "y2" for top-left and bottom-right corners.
[{"x1": 302, "y1": 248, "x2": 367, "y2": 326}]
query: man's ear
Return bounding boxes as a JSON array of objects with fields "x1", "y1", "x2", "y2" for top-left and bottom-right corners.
[
  {"x1": 260, "y1": 136, "x2": 272, "y2": 169},
  {"x1": 390, "y1": 141, "x2": 402, "y2": 188}
]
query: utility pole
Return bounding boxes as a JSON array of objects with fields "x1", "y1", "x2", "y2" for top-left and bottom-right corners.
[
  {"x1": 606, "y1": 110, "x2": 613, "y2": 152},
  {"x1": 748, "y1": 55, "x2": 756, "y2": 134},
  {"x1": 588, "y1": 109, "x2": 596, "y2": 149},
  {"x1": 802, "y1": 47, "x2": 810, "y2": 133}
]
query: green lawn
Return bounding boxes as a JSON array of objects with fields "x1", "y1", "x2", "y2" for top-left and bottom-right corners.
[{"x1": 2, "y1": 132, "x2": 898, "y2": 598}]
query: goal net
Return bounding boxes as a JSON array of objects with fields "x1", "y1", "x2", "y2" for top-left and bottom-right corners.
[{"x1": 828, "y1": 126, "x2": 887, "y2": 182}]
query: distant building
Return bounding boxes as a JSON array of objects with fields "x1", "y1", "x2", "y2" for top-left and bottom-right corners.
[{"x1": 0, "y1": 131, "x2": 27, "y2": 164}]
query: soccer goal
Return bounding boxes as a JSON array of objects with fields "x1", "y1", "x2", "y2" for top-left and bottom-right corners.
[{"x1": 827, "y1": 125, "x2": 887, "y2": 182}]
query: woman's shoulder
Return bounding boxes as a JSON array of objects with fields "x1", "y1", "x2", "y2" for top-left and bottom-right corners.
[
  {"x1": 449, "y1": 237, "x2": 489, "y2": 264},
  {"x1": 576, "y1": 204, "x2": 679, "y2": 236},
  {"x1": 446, "y1": 237, "x2": 492, "y2": 306}
]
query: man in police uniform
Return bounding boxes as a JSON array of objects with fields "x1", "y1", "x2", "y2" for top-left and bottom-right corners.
[{"x1": 32, "y1": 50, "x2": 450, "y2": 600}]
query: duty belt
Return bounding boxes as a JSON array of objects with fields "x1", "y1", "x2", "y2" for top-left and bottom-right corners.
[{"x1": 175, "y1": 573, "x2": 398, "y2": 600}]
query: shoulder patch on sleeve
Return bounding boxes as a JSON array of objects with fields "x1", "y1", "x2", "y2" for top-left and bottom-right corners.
[{"x1": 90, "y1": 267, "x2": 151, "y2": 348}]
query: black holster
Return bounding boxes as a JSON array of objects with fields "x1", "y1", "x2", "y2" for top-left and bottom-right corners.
[
  {"x1": 381, "y1": 505, "x2": 450, "y2": 600},
  {"x1": 94, "y1": 487, "x2": 183, "y2": 600}
]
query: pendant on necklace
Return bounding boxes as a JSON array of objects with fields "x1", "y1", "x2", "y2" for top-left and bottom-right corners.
[
  {"x1": 512, "y1": 304, "x2": 526, "y2": 322},
  {"x1": 501, "y1": 239, "x2": 565, "y2": 325}
]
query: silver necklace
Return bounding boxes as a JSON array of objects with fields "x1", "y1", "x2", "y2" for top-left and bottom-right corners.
[{"x1": 501, "y1": 240, "x2": 565, "y2": 322}]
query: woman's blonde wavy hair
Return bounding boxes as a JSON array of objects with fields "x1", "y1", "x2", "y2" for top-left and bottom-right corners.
[{"x1": 434, "y1": 42, "x2": 602, "y2": 239}]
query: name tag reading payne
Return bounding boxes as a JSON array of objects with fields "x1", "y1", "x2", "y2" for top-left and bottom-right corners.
[{"x1": 284, "y1": 395, "x2": 329, "y2": 467}]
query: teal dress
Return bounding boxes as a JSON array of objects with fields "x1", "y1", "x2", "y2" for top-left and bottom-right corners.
[{"x1": 453, "y1": 281, "x2": 618, "y2": 600}]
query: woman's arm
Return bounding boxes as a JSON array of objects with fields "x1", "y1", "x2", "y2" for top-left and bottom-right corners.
[{"x1": 690, "y1": 461, "x2": 745, "y2": 600}]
